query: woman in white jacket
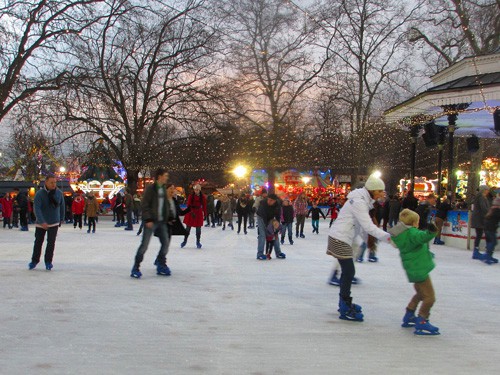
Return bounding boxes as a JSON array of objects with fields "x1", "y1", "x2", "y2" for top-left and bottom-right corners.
[{"x1": 327, "y1": 174, "x2": 391, "y2": 321}]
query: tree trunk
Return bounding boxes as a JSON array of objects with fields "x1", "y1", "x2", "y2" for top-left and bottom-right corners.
[{"x1": 126, "y1": 169, "x2": 140, "y2": 195}]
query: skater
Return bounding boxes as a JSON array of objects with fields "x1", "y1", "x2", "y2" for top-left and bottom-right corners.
[
  {"x1": 72, "y1": 191, "x2": 85, "y2": 229},
  {"x1": 389, "y1": 209, "x2": 440, "y2": 335},
  {"x1": 124, "y1": 188, "x2": 134, "y2": 231},
  {"x1": 28, "y1": 175, "x2": 65, "y2": 271},
  {"x1": 181, "y1": 184, "x2": 207, "y2": 249},
  {"x1": 280, "y1": 198, "x2": 294, "y2": 245},
  {"x1": 15, "y1": 189, "x2": 29, "y2": 231},
  {"x1": 293, "y1": 192, "x2": 308, "y2": 238},
  {"x1": 434, "y1": 197, "x2": 452, "y2": 245},
  {"x1": 247, "y1": 194, "x2": 255, "y2": 229},
  {"x1": 165, "y1": 183, "x2": 188, "y2": 239},
  {"x1": 236, "y1": 194, "x2": 250, "y2": 234},
  {"x1": 114, "y1": 192, "x2": 125, "y2": 227},
  {"x1": 356, "y1": 208, "x2": 379, "y2": 262},
  {"x1": 256, "y1": 193, "x2": 286, "y2": 260},
  {"x1": 326, "y1": 174, "x2": 390, "y2": 322},
  {"x1": 220, "y1": 195, "x2": 233, "y2": 230},
  {"x1": 307, "y1": 200, "x2": 326, "y2": 234},
  {"x1": 416, "y1": 193, "x2": 437, "y2": 230},
  {"x1": 85, "y1": 193, "x2": 99, "y2": 233},
  {"x1": 0, "y1": 193, "x2": 13, "y2": 229},
  {"x1": 471, "y1": 185, "x2": 491, "y2": 260},
  {"x1": 130, "y1": 168, "x2": 171, "y2": 278},
  {"x1": 205, "y1": 193, "x2": 215, "y2": 227},
  {"x1": 265, "y1": 218, "x2": 281, "y2": 259},
  {"x1": 326, "y1": 199, "x2": 339, "y2": 228},
  {"x1": 483, "y1": 197, "x2": 500, "y2": 265}
]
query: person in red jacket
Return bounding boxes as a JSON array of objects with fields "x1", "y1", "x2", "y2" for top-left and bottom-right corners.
[
  {"x1": 72, "y1": 191, "x2": 85, "y2": 229},
  {"x1": 1, "y1": 193, "x2": 14, "y2": 229},
  {"x1": 181, "y1": 184, "x2": 207, "y2": 249}
]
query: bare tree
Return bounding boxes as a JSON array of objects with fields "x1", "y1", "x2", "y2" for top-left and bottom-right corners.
[
  {"x1": 45, "y1": 0, "x2": 219, "y2": 193},
  {"x1": 0, "y1": 0, "x2": 118, "y2": 123},
  {"x1": 215, "y1": 0, "x2": 332, "y2": 192},
  {"x1": 314, "y1": 0, "x2": 422, "y2": 181},
  {"x1": 408, "y1": 0, "x2": 500, "y2": 72}
]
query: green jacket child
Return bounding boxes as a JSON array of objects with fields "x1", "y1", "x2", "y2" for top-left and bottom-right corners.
[{"x1": 388, "y1": 210, "x2": 437, "y2": 283}]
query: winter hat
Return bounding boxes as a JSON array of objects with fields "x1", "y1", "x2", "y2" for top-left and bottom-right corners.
[
  {"x1": 267, "y1": 193, "x2": 279, "y2": 201},
  {"x1": 493, "y1": 197, "x2": 500, "y2": 207},
  {"x1": 478, "y1": 185, "x2": 490, "y2": 192},
  {"x1": 364, "y1": 174, "x2": 385, "y2": 191}
]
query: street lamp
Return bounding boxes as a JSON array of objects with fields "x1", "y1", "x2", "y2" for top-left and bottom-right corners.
[
  {"x1": 232, "y1": 165, "x2": 248, "y2": 195},
  {"x1": 59, "y1": 166, "x2": 66, "y2": 191},
  {"x1": 372, "y1": 170, "x2": 382, "y2": 178}
]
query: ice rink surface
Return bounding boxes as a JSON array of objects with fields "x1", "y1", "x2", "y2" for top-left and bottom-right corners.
[{"x1": 1, "y1": 216, "x2": 499, "y2": 374}]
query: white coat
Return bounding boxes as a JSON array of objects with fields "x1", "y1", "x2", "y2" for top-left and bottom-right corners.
[{"x1": 328, "y1": 188, "x2": 390, "y2": 246}]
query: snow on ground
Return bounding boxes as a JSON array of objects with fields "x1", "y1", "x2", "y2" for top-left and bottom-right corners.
[{"x1": 1, "y1": 216, "x2": 499, "y2": 374}]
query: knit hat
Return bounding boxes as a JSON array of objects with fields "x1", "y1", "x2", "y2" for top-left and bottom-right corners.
[
  {"x1": 267, "y1": 193, "x2": 279, "y2": 201},
  {"x1": 493, "y1": 197, "x2": 500, "y2": 207},
  {"x1": 364, "y1": 174, "x2": 385, "y2": 191}
]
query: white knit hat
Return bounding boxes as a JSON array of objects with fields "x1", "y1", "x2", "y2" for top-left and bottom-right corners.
[{"x1": 364, "y1": 174, "x2": 385, "y2": 191}]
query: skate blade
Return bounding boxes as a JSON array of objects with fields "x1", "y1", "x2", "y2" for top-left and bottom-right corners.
[
  {"x1": 414, "y1": 329, "x2": 440, "y2": 336},
  {"x1": 339, "y1": 315, "x2": 364, "y2": 322},
  {"x1": 401, "y1": 322, "x2": 416, "y2": 328}
]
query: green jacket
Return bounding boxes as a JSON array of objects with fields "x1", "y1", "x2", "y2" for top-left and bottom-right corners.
[{"x1": 388, "y1": 222, "x2": 437, "y2": 283}]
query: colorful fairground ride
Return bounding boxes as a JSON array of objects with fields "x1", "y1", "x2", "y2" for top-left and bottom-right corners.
[
  {"x1": 248, "y1": 169, "x2": 349, "y2": 201},
  {"x1": 71, "y1": 143, "x2": 126, "y2": 200}
]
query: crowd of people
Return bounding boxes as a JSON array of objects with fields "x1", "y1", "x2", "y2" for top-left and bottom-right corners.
[{"x1": 1, "y1": 171, "x2": 499, "y2": 336}]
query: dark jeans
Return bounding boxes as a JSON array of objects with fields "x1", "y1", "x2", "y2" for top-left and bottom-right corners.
[
  {"x1": 281, "y1": 222, "x2": 293, "y2": 242},
  {"x1": 20, "y1": 208, "x2": 28, "y2": 228},
  {"x1": 338, "y1": 258, "x2": 355, "y2": 301},
  {"x1": 126, "y1": 209, "x2": 133, "y2": 229},
  {"x1": 73, "y1": 214, "x2": 83, "y2": 228},
  {"x1": 474, "y1": 228, "x2": 484, "y2": 249},
  {"x1": 134, "y1": 221, "x2": 170, "y2": 267},
  {"x1": 32, "y1": 226, "x2": 59, "y2": 264},
  {"x1": 237, "y1": 213, "x2": 248, "y2": 232},
  {"x1": 485, "y1": 231, "x2": 497, "y2": 255},
  {"x1": 88, "y1": 217, "x2": 97, "y2": 232}
]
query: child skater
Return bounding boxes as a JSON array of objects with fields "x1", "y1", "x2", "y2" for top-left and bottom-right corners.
[
  {"x1": 266, "y1": 218, "x2": 281, "y2": 259},
  {"x1": 483, "y1": 197, "x2": 500, "y2": 265},
  {"x1": 388, "y1": 209, "x2": 440, "y2": 335},
  {"x1": 307, "y1": 201, "x2": 326, "y2": 234},
  {"x1": 326, "y1": 199, "x2": 339, "y2": 228}
]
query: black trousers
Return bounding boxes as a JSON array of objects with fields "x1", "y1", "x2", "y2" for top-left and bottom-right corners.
[
  {"x1": 73, "y1": 214, "x2": 83, "y2": 228},
  {"x1": 32, "y1": 226, "x2": 59, "y2": 264},
  {"x1": 338, "y1": 258, "x2": 355, "y2": 301},
  {"x1": 237, "y1": 213, "x2": 248, "y2": 232}
]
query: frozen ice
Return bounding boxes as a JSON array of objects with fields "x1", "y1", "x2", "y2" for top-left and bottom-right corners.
[{"x1": 1, "y1": 217, "x2": 499, "y2": 374}]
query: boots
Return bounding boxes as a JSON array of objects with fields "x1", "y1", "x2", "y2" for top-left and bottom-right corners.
[
  {"x1": 472, "y1": 248, "x2": 486, "y2": 260},
  {"x1": 338, "y1": 296, "x2": 363, "y2": 321}
]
